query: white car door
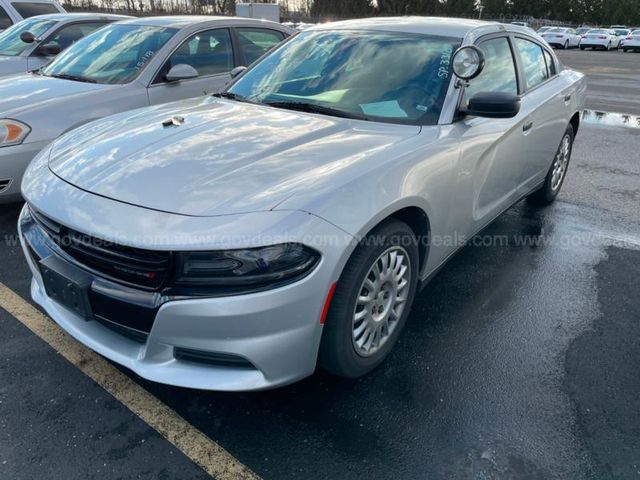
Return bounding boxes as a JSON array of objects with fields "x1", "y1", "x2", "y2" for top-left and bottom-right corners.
[
  {"x1": 147, "y1": 27, "x2": 234, "y2": 105},
  {"x1": 454, "y1": 35, "x2": 529, "y2": 232}
]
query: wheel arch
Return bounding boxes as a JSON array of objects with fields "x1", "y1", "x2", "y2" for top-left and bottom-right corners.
[{"x1": 569, "y1": 111, "x2": 580, "y2": 135}]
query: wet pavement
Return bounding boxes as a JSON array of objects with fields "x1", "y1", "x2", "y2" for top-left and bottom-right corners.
[{"x1": 1, "y1": 52, "x2": 640, "y2": 479}]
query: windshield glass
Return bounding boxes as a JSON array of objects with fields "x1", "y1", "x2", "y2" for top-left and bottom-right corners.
[
  {"x1": 588, "y1": 30, "x2": 607, "y2": 34},
  {"x1": 0, "y1": 18, "x2": 57, "y2": 56},
  {"x1": 576, "y1": 28, "x2": 590, "y2": 34},
  {"x1": 42, "y1": 24, "x2": 176, "y2": 84},
  {"x1": 228, "y1": 30, "x2": 461, "y2": 125},
  {"x1": 547, "y1": 28, "x2": 567, "y2": 33}
]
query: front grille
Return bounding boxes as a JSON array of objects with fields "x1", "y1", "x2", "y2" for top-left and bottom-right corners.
[
  {"x1": 0, "y1": 179, "x2": 12, "y2": 193},
  {"x1": 30, "y1": 206, "x2": 172, "y2": 290}
]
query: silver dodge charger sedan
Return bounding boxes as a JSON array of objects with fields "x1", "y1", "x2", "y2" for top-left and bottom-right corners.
[
  {"x1": 0, "y1": 15, "x2": 292, "y2": 201},
  {"x1": 19, "y1": 17, "x2": 586, "y2": 391},
  {"x1": 0, "y1": 13, "x2": 130, "y2": 77}
]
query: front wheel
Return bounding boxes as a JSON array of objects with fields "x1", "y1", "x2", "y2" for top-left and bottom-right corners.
[
  {"x1": 527, "y1": 124, "x2": 574, "y2": 206},
  {"x1": 319, "y1": 219, "x2": 419, "y2": 378}
]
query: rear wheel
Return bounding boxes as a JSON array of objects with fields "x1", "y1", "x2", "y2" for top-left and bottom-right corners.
[
  {"x1": 606, "y1": 41, "x2": 611, "y2": 50},
  {"x1": 527, "y1": 124, "x2": 574, "y2": 206},
  {"x1": 319, "y1": 219, "x2": 419, "y2": 378},
  {"x1": 564, "y1": 40, "x2": 569, "y2": 49},
  {"x1": 580, "y1": 45, "x2": 585, "y2": 50}
]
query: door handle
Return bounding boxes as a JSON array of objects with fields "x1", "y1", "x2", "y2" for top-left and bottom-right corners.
[
  {"x1": 523, "y1": 122, "x2": 533, "y2": 132},
  {"x1": 564, "y1": 94, "x2": 572, "y2": 102}
]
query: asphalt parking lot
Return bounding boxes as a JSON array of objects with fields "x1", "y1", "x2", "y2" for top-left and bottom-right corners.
[{"x1": 1, "y1": 49, "x2": 639, "y2": 480}]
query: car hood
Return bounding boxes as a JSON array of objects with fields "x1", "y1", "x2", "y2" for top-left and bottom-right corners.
[
  {"x1": 48, "y1": 97, "x2": 420, "y2": 217},
  {"x1": 0, "y1": 73, "x2": 111, "y2": 115}
]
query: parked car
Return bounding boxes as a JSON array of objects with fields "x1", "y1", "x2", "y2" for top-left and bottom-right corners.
[
  {"x1": 622, "y1": 30, "x2": 640, "y2": 52},
  {"x1": 537, "y1": 26, "x2": 552, "y2": 34},
  {"x1": 0, "y1": 16, "x2": 293, "y2": 201},
  {"x1": 613, "y1": 28, "x2": 631, "y2": 46},
  {"x1": 0, "y1": 13, "x2": 129, "y2": 77},
  {"x1": 575, "y1": 26, "x2": 592, "y2": 37},
  {"x1": 0, "y1": 0, "x2": 64, "y2": 31},
  {"x1": 540, "y1": 27, "x2": 581, "y2": 48},
  {"x1": 580, "y1": 29, "x2": 621, "y2": 50},
  {"x1": 18, "y1": 17, "x2": 586, "y2": 391}
]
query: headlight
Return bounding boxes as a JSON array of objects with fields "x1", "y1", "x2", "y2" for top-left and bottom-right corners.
[
  {"x1": 0, "y1": 119, "x2": 31, "y2": 147},
  {"x1": 174, "y1": 243, "x2": 320, "y2": 289}
]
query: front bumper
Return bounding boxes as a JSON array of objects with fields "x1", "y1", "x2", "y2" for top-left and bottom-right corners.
[
  {"x1": 18, "y1": 200, "x2": 353, "y2": 391},
  {"x1": 0, "y1": 140, "x2": 51, "y2": 203}
]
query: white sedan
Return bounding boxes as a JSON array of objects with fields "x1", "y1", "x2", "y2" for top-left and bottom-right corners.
[
  {"x1": 580, "y1": 29, "x2": 621, "y2": 50},
  {"x1": 540, "y1": 27, "x2": 581, "y2": 48},
  {"x1": 19, "y1": 18, "x2": 586, "y2": 391},
  {"x1": 622, "y1": 30, "x2": 640, "y2": 51},
  {"x1": 0, "y1": 16, "x2": 292, "y2": 202}
]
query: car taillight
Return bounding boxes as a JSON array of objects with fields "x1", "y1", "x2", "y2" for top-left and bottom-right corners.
[
  {"x1": 599, "y1": 36, "x2": 607, "y2": 39},
  {"x1": 625, "y1": 36, "x2": 632, "y2": 40},
  {"x1": 555, "y1": 34, "x2": 563, "y2": 37}
]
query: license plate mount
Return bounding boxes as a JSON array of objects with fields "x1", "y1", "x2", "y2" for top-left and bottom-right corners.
[{"x1": 39, "y1": 255, "x2": 93, "y2": 320}]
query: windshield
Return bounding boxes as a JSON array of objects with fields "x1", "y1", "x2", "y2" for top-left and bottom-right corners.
[
  {"x1": 547, "y1": 28, "x2": 567, "y2": 33},
  {"x1": 228, "y1": 30, "x2": 460, "y2": 125},
  {"x1": 0, "y1": 18, "x2": 57, "y2": 56},
  {"x1": 588, "y1": 29, "x2": 607, "y2": 34},
  {"x1": 42, "y1": 24, "x2": 176, "y2": 84},
  {"x1": 576, "y1": 28, "x2": 590, "y2": 34}
]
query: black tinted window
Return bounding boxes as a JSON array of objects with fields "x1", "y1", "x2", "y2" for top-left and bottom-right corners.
[
  {"x1": 11, "y1": 2, "x2": 60, "y2": 17},
  {"x1": 0, "y1": 7, "x2": 11, "y2": 29},
  {"x1": 514, "y1": 38, "x2": 550, "y2": 90},
  {"x1": 463, "y1": 37, "x2": 518, "y2": 104},
  {"x1": 236, "y1": 28, "x2": 284, "y2": 64}
]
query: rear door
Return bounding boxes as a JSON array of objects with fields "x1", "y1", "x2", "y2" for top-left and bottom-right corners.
[
  {"x1": 511, "y1": 36, "x2": 567, "y2": 192},
  {"x1": 147, "y1": 27, "x2": 236, "y2": 104}
]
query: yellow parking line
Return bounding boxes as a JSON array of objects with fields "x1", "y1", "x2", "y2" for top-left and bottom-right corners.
[{"x1": 0, "y1": 282, "x2": 259, "y2": 480}]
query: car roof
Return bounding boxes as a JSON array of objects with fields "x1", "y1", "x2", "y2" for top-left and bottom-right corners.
[
  {"x1": 117, "y1": 15, "x2": 288, "y2": 30},
  {"x1": 306, "y1": 16, "x2": 501, "y2": 38},
  {"x1": 23, "y1": 13, "x2": 132, "y2": 21}
]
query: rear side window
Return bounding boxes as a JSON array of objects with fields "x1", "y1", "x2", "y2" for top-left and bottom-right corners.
[
  {"x1": 236, "y1": 28, "x2": 285, "y2": 64},
  {"x1": 514, "y1": 38, "x2": 550, "y2": 90},
  {"x1": 0, "y1": 7, "x2": 11, "y2": 29},
  {"x1": 463, "y1": 37, "x2": 518, "y2": 104},
  {"x1": 47, "y1": 22, "x2": 108, "y2": 51},
  {"x1": 11, "y1": 2, "x2": 60, "y2": 18}
]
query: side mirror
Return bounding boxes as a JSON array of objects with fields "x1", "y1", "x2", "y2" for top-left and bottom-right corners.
[
  {"x1": 35, "y1": 42, "x2": 61, "y2": 56},
  {"x1": 230, "y1": 66, "x2": 247, "y2": 79},
  {"x1": 452, "y1": 45, "x2": 485, "y2": 80},
  {"x1": 20, "y1": 31, "x2": 36, "y2": 44},
  {"x1": 165, "y1": 64, "x2": 199, "y2": 82},
  {"x1": 465, "y1": 92, "x2": 521, "y2": 119}
]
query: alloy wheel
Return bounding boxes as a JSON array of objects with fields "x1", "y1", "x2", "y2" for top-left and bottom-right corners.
[
  {"x1": 551, "y1": 134, "x2": 571, "y2": 192},
  {"x1": 352, "y1": 246, "x2": 411, "y2": 357}
]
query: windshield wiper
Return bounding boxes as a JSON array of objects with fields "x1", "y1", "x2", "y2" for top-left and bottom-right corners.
[
  {"x1": 48, "y1": 73, "x2": 97, "y2": 84},
  {"x1": 212, "y1": 92, "x2": 259, "y2": 104},
  {"x1": 264, "y1": 101, "x2": 368, "y2": 121}
]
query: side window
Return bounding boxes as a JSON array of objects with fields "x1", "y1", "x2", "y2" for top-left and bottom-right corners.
[
  {"x1": 236, "y1": 28, "x2": 284, "y2": 65},
  {"x1": 463, "y1": 37, "x2": 518, "y2": 105},
  {"x1": 157, "y1": 28, "x2": 233, "y2": 82},
  {"x1": 0, "y1": 6, "x2": 12, "y2": 29},
  {"x1": 543, "y1": 50, "x2": 556, "y2": 76},
  {"x1": 10, "y1": 2, "x2": 60, "y2": 17},
  {"x1": 514, "y1": 38, "x2": 550, "y2": 90},
  {"x1": 47, "y1": 22, "x2": 108, "y2": 51}
]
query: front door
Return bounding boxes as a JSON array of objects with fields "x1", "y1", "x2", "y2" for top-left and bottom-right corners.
[{"x1": 147, "y1": 27, "x2": 235, "y2": 105}]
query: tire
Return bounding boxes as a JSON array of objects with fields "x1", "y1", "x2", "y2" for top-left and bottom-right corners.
[
  {"x1": 564, "y1": 40, "x2": 569, "y2": 49},
  {"x1": 623, "y1": 48, "x2": 628, "y2": 52},
  {"x1": 580, "y1": 46, "x2": 585, "y2": 50},
  {"x1": 319, "y1": 219, "x2": 419, "y2": 378},
  {"x1": 606, "y1": 42, "x2": 611, "y2": 50},
  {"x1": 527, "y1": 124, "x2": 574, "y2": 206}
]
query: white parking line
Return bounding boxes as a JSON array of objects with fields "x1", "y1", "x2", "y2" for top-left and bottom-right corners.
[{"x1": 0, "y1": 282, "x2": 259, "y2": 480}]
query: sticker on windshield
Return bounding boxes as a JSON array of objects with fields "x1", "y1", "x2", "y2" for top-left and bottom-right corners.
[
  {"x1": 438, "y1": 45, "x2": 454, "y2": 79},
  {"x1": 360, "y1": 101, "x2": 408, "y2": 118}
]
